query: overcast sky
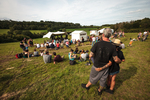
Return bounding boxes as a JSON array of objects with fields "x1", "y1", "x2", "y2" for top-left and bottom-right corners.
[{"x1": 0, "y1": 0, "x2": 150, "y2": 26}]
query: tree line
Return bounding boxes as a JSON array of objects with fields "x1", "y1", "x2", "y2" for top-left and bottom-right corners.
[
  {"x1": 0, "y1": 18, "x2": 150, "y2": 43},
  {"x1": 110, "y1": 18, "x2": 150, "y2": 32}
]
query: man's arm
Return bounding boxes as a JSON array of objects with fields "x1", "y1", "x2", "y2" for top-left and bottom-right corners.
[
  {"x1": 113, "y1": 56, "x2": 121, "y2": 64},
  {"x1": 95, "y1": 60, "x2": 112, "y2": 71},
  {"x1": 89, "y1": 51, "x2": 94, "y2": 58}
]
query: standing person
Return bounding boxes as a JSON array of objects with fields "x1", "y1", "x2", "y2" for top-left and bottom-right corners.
[
  {"x1": 81, "y1": 37, "x2": 84, "y2": 46},
  {"x1": 92, "y1": 35, "x2": 96, "y2": 46},
  {"x1": 81, "y1": 28, "x2": 121, "y2": 95},
  {"x1": 23, "y1": 38, "x2": 27, "y2": 45},
  {"x1": 106, "y1": 39, "x2": 125, "y2": 94},
  {"x1": 20, "y1": 41, "x2": 25, "y2": 51}
]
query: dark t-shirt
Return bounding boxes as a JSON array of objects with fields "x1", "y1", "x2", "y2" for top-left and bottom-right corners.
[
  {"x1": 91, "y1": 41, "x2": 117, "y2": 68},
  {"x1": 109, "y1": 50, "x2": 125, "y2": 73},
  {"x1": 53, "y1": 55, "x2": 63, "y2": 62}
]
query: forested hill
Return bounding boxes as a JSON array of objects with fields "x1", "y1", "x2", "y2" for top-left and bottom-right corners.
[
  {"x1": 0, "y1": 20, "x2": 81, "y2": 32},
  {"x1": 110, "y1": 18, "x2": 150, "y2": 32}
]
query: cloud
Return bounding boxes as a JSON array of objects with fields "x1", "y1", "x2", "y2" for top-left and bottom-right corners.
[
  {"x1": 0, "y1": 0, "x2": 150, "y2": 25},
  {"x1": 127, "y1": 9, "x2": 143, "y2": 14}
]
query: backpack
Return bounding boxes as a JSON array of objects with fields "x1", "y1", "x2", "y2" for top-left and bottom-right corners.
[
  {"x1": 15, "y1": 54, "x2": 19, "y2": 58},
  {"x1": 18, "y1": 53, "x2": 23, "y2": 58},
  {"x1": 69, "y1": 60, "x2": 76, "y2": 65}
]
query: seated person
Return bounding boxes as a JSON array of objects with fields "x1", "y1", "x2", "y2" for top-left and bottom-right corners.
[
  {"x1": 120, "y1": 42, "x2": 125, "y2": 49},
  {"x1": 20, "y1": 41, "x2": 25, "y2": 51},
  {"x1": 46, "y1": 43, "x2": 49, "y2": 48},
  {"x1": 49, "y1": 42, "x2": 55, "y2": 48},
  {"x1": 66, "y1": 41, "x2": 69, "y2": 47},
  {"x1": 60, "y1": 42, "x2": 64, "y2": 48},
  {"x1": 53, "y1": 52, "x2": 64, "y2": 64},
  {"x1": 41, "y1": 43, "x2": 44, "y2": 47},
  {"x1": 56, "y1": 42, "x2": 60, "y2": 49},
  {"x1": 43, "y1": 49, "x2": 52, "y2": 64},
  {"x1": 23, "y1": 49, "x2": 32, "y2": 58},
  {"x1": 36, "y1": 43, "x2": 40, "y2": 48},
  {"x1": 74, "y1": 48, "x2": 79, "y2": 54},
  {"x1": 69, "y1": 49, "x2": 76, "y2": 65},
  {"x1": 85, "y1": 50, "x2": 89, "y2": 59},
  {"x1": 40, "y1": 50, "x2": 44, "y2": 56},
  {"x1": 33, "y1": 49, "x2": 40, "y2": 57},
  {"x1": 128, "y1": 38, "x2": 133, "y2": 47},
  {"x1": 80, "y1": 50, "x2": 87, "y2": 61}
]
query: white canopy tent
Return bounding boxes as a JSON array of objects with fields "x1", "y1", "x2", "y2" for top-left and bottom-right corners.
[
  {"x1": 43, "y1": 31, "x2": 67, "y2": 38},
  {"x1": 98, "y1": 28, "x2": 114, "y2": 34},
  {"x1": 71, "y1": 30, "x2": 87, "y2": 41},
  {"x1": 90, "y1": 30, "x2": 99, "y2": 36}
]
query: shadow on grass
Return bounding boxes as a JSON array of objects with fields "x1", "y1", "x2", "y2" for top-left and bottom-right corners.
[
  {"x1": 0, "y1": 75, "x2": 13, "y2": 83},
  {"x1": 115, "y1": 66, "x2": 137, "y2": 90}
]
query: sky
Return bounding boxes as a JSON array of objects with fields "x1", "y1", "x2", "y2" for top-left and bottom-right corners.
[{"x1": 0, "y1": 0, "x2": 150, "y2": 26}]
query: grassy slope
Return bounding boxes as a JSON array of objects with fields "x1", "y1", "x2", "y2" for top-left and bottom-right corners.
[
  {"x1": 0, "y1": 29, "x2": 9, "y2": 35},
  {"x1": 0, "y1": 33, "x2": 150, "y2": 100}
]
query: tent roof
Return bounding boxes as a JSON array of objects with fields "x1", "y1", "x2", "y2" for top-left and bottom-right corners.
[
  {"x1": 52, "y1": 31, "x2": 67, "y2": 35},
  {"x1": 43, "y1": 31, "x2": 67, "y2": 38},
  {"x1": 71, "y1": 30, "x2": 86, "y2": 34}
]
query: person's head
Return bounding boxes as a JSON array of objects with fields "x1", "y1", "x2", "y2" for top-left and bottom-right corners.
[
  {"x1": 113, "y1": 39, "x2": 121, "y2": 46},
  {"x1": 103, "y1": 28, "x2": 112, "y2": 38},
  {"x1": 116, "y1": 46, "x2": 122, "y2": 51},
  {"x1": 86, "y1": 50, "x2": 89, "y2": 53},
  {"x1": 81, "y1": 49, "x2": 85, "y2": 53},
  {"x1": 44, "y1": 49, "x2": 48, "y2": 54},
  {"x1": 40, "y1": 50, "x2": 44, "y2": 53},
  {"x1": 53, "y1": 52, "x2": 56, "y2": 56},
  {"x1": 120, "y1": 42, "x2": 123, "y2": 44},
  {"x1": 34, "y1": 48, "x2": 37, "y2": 51},
  {"x1": 70, "y1": 49, "x2": 74, "y2": 53}
]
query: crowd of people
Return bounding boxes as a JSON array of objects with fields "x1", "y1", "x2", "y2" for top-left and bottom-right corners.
[{"x1": 17, "y1": 29, "x2": 149, "y2": 96}]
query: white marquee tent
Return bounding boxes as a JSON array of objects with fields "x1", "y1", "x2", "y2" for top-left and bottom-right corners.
[
  {"x1": 43, "y1": 31, "x2": 67, "y2": 38},
  {"x1": 98, "y1": 28, "x2": 114, "y2": 34},
  {"x1": 71, "y1": 30, "x2": 87, "y2": 41},
  {"x1": 90, "y1": 30, "x2": 99, "y2": 36}
]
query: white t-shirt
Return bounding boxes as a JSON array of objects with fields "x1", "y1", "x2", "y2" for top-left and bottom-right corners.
[
  {"x1": 41, "y1": 44, "x2": 44, "y2": 47},
  {"x1": 92, "y1": 37, "x2": 96, "y2": 41},
  {"x1": 81, "y1": 53, "x2": 87, "y2": 60},
  {"x1": 37, "y1": 44, "x2": 40, "y2": 48},
  {"x1": 120, "y1": 43, "x2": 125, "y2": 49},
  {"x1": 144, "y1": 32, "x2": 147, "y2": 35}
]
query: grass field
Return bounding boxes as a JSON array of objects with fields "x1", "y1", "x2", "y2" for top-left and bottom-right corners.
[
  {"x1": 0, "y1": 33, "x2": 150, "y2": 100},
  {"x1": 0, "y1": 29, "x2": 9, "y2": 35},
  {"x1": 0, "y1": 29, "x2": 47, "y2": 35}
]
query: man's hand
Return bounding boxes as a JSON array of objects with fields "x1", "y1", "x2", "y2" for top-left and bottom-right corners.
[{"x1": 95, "y1": 68, "x2": 102, "y2": 72}]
